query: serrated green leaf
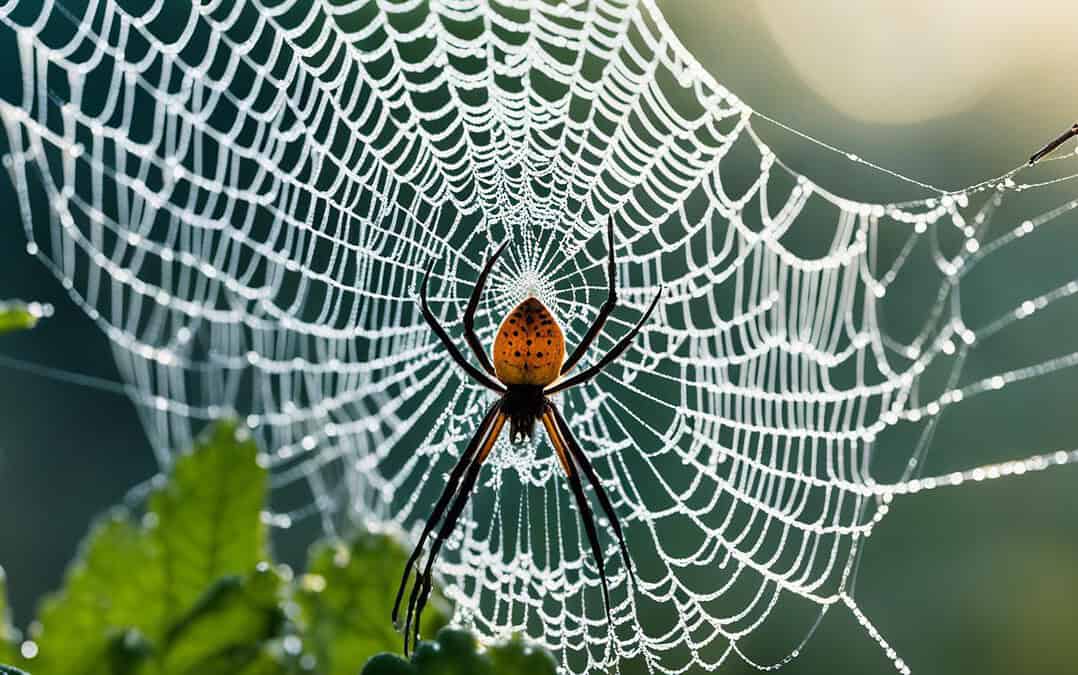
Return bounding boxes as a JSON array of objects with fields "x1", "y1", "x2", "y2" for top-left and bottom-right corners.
[
  {"x1": 296, "y1": 532, "x2": 449, "y2": 675},
  {"x1": 0, "y1": 301, "x2": 42, "y2": 335},
  {"x1": 30, "y1": 513, "x2": 163, "y2": 675},
  {"x1": 25, "y1": 421, "x2": 271, "y2": 675},
  {"x1": 148, "y1": 420, "x2": 268, "y2": 628},
  {"x1": 157, "y1": 566, "x2": 286, "y2": 675}
]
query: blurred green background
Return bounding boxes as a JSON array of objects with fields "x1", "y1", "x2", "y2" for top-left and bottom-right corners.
[{"x1": 1, "y1": 1, "x2": 1076, "y2": 673}]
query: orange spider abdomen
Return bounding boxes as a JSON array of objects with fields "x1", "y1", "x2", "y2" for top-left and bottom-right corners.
[{"x1": 492, "y1": 297, "x2": 565, "y2": 386}]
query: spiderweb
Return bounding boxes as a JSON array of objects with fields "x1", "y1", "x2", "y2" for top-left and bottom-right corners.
[{"x1": 2, "y1": 1, "x2": 1078, "y2": 673}]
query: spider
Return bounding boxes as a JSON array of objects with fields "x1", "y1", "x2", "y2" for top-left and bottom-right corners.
[{"x1": 392, "y1": 217, "x2": 662, "y2": 654}]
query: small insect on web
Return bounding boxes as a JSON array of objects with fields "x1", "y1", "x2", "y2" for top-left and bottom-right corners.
[{"x1": 392, "y1": 218, "x2": 660, "y2": 655}]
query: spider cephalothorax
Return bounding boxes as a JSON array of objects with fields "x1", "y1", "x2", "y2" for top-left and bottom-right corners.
[
  {"x1": 393, "y1": 217, "x2": 662, "y2": 654},
  {"x1": 500, "y1": 383, "x2": 548, "y2": 443}
]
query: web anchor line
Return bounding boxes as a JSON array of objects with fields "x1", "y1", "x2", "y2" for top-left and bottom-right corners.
[
  {"x1": 842, "y1": 594, "x2": 910, "y2": 675},
  {"x1": 747, "y1": 109, "x2": 951, "y2": 196},
  {"x1": 0, "y1": 353, "x2": 131, "y2": 398}
]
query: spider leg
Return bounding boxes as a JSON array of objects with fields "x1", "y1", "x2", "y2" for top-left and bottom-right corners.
[
  {"x1": 549, "y1": 404, "x2": 638, "y2": 595},
  {"x1": 392, "y1": 401, "x2": 500, "y2": 628},
  {"x1": 562, "y1": 216, "x2": 618, "y2": 375},
  {"x1": 421, "y1": 264, "x2": 506, "y2": 394},
  {"x1": 546, "y1": 287, "x2": 663, "y2": 396},
  {"x1": 540, "y1": 410, "x2": 613, "y2": 626},
  {"x1": 463, "y1": 241, "x2": 509, "y2": 377},
  {"x1": 404, "y1": 411, "x2": 507, "y2": 655}
]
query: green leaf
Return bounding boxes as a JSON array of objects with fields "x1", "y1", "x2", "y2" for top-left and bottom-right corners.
[
  {"x1": 157, "y1": 566, "x2": 286, "y2": 675},
  {"x1": 296, "y1": 533, "x2": 449, "y2": 675},
  {"x1": 30, "y1": 512, "x2": 162, "y2": 674},
  {"x1": 485, "y1": 635, "x2": 559, "y2": 675},
  {"x1": 101, "y1": 629, "x2": 154, "y2": 675},
  {"x1": 148, "y1": 420, "x2": 268, "y2": 628},
  {"x1": 361, "y1": 629, "x2": 558, "y2": 675},
  {"x1": 0, "y1": 566, "x2": 18, "y2": 665},
  {"x1": 0, "y1": 301, "x2": 46, "y2": 335},
  {"x1": 225, "y1": 646, "x2": 299, "y2": 675},
  {"x1": 226, "y1": 643, "x2": 303, "y2": 675},
  {"x1": 25, "y1": 420, "x2": 270, "y2": 675}
]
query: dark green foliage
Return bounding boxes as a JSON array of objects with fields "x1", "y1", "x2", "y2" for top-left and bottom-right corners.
[
  {"x1": 486, "y1": 635, "x2": 560, "y2": 674},
  {"x1": 362, "y1": 654, "x2": 417, "y2": 675},
  {"x1": 362, "y1": 628, "x2": 559, "y2": 675},
  {"x1": 296, "y1": 535, "x2": 448, "y2": 675},
  {"x1": 3, "y1": 420, "x2": 557, "y2": 675},
  {"x1": 156, "y1": 568, "x2": 288, "y2": 674},
  {"x1": 148, "y1": 421, "x2": 269, "y2": 627},
  {"x1": 0, "y1": 301, "x2": 39, "y2": 335},
  {"x1": 9, "y1": 420, "x2": 278, "y2": 675},
  {"x1": 0, "y1": 566, "x2": 17, "y2": 664},
  {"x1": 31, "y1": 514, "x2": 161, "y2": 671}
]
